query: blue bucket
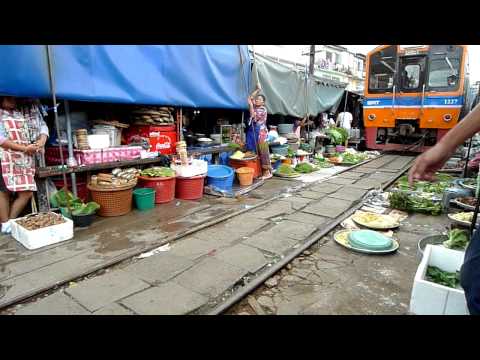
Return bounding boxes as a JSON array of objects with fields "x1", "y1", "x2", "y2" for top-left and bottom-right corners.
[{"x1": 206, "y1": 165, "x2": 235, "y2": 191}]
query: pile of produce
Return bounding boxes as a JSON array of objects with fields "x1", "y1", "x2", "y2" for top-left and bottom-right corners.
[
  {"x1": 53, "y1": 189, "x2": 100, "y2": 217},
  {"x1": 277, "y1": 164, "x2": 299, "y2": 176},
  {"x1": 294, "y1": 163, "x2": 317, "y2": 174},
  {"x1": 92, "y1": 168, "x2": 140, "y2": 188},
  {"x1": 443, "y1": 228, "x2": 469, "y2": 250},
  {"x1": 450, "y1": 211, "x2": 474, "y2": 223},
  {"x1": 230, "y1": 151, "x2": 257, "y2": 160},
  {"x1": 131, "y1": 106, "x2": 175, "y2": 125},
  {"x1": 296, "y1": 149, "x2": 310, "y2": 156},
  {"x1": 341, "y1": 152, "x2": 368, "y2": 164},
  {"x1": 227, "y1": 143, "x2": 241, "y2": 151},
  {"x1": 395, "y1": 174, "x2": 453, "y2": 194},
  {"x1": 389, "y1": 191, "x2": 442, "y2": 215},
  {"x1": 270, "y1": 154, "x2": 283, "y2": 162},
  {"x1": 426, "y1": 266, "x2": 460, "y2": 289},
  {"x1": 16, "y1": 212, "x2": 66, "y2": 231},
  {"x1": 456, "y1": 197, "x2": 477, "y2": 207},
  {"x1": 299, "y1": 143, "x2": 312, "y2": 153},
  {"x1": 326, "y1": 128, "x2": 348, "y2": 145},
  {"x1": 140, "y1": 167, "x2": 175, "y2": 178}
]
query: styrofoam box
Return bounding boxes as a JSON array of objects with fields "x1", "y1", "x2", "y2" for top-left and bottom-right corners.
[
  {"x1": 11, "y1": 214, "x2": 74, "y2": 250},
  {"x1": 410, "y1": 244, "x2": 469, "y2": 315}
]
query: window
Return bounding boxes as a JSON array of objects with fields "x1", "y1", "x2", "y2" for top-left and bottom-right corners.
[
  {"x1": 326, "y1": 51, "x2": 333, "y2": 63},
  {"x1": 428, "y1": 58, "x2": 460, "y2": 89},
  {"x1": 428, "y1": 45, "x2": 463, "y2": 91},
  {"x1": 368, "y1": 46, "x2": 397, "y2": 93},
  {"x1": 402, "y1": 64, "x2": 420, "y2": 89}
]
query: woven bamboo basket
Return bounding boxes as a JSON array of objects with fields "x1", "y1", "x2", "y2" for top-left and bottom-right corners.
[{"x1": 87, "y1": 181, "x2": 136, "y2": 217}]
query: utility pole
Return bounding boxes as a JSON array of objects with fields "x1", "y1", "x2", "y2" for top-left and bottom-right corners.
[{"x1": 309, "y1": 45, "x2": 316, "y2": 75}]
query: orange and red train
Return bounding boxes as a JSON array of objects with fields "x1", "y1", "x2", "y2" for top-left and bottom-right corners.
[{"x1": 363, "y1": 45, "x2": 473, "y2": 152}]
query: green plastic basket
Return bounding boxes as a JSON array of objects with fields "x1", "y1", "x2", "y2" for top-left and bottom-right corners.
[{"x1": 133, "y1": 188, "x2": 156, "y2": 211}]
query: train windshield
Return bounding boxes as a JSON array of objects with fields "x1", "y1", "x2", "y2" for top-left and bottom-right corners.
[
  {"x1": 428, "y1": 45, "x2": 463, "y2": 91},
  {"x1": 368, "y1": 46, "x2": 397, "y2": 93}
]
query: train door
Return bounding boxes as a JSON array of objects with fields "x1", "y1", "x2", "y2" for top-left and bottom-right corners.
[{"x1": 394, "y1": 55, "x2": 427, "y2": 139}]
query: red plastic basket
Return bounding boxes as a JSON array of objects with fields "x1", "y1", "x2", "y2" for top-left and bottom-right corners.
[
  {"x1": 137, "y1": 176, "x2": 176, "y2": 204},
  {"x1": 175, "y1": 176, "x2": 205, "y2": 200},
  {"x1": 229, "y1": 158, "x2": 262, "y2": 179}
]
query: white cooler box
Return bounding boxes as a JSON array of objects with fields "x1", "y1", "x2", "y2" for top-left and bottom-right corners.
[
  {"x1": 410, "y1": 244, "x2": 469, "y2": 315},
  {"x1": 11, "y1": 214, "x2": 74, "y2": 250}
]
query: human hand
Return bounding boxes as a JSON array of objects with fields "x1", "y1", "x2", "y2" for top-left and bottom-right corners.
[
  {"x1": 256, "y1": 82, "x2": 262, "y2": 91},
  {"x1": 408, "y1": 143, "x2": 453, "y2": 185},
  {"x1": 24, "y1": 144, "x2": 39, "y2": 155}
]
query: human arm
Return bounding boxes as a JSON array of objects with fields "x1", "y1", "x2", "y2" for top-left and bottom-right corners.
[
  {"x1": 0, "y1": 139, "x2": 38, "y2": 155},
  {"x1": 408, "y1": 103, "x2": 480, "y2": 184}
]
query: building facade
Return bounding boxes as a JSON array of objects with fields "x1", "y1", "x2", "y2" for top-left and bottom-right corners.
[{"x1": 252, "y1": 45, "x2": 366, "y2": 93}]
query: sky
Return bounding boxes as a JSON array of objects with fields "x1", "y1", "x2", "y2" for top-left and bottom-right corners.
[{"x1": 343, "y1": 45, "x2": 480, "y2": 82}]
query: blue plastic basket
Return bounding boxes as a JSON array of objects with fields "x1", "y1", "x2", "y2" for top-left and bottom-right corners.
[{"x1": 206, "y1": 165, "x2": 235, "y2": 191}]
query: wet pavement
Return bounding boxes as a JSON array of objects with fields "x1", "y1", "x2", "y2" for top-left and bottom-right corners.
[
  {"x1": 1, "y1": 154, "x2": 428, "y2": 315},
  {"x1": 1, "y1": 162, "x2": 348, "y2": 310}
]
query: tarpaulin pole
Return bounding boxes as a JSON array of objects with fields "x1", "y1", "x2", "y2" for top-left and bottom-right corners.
[
  {"x1": 64, "y1": 100, "x2": 77, "y2": 197},
  {"x1": 46, "y1": 45, "x2": 68, "y2": 191}
]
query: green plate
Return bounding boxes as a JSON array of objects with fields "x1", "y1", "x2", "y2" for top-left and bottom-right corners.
[
  {"x1": 348, "y1": 230, "x2": 393, "y2": 251},
  {"x1": 333, "y1": 230, "x2": 399, "y2": 255}
]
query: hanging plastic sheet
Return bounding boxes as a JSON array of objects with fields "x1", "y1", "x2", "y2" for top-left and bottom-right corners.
[
  {"x1": 252, "y1": 53, "x2": 345, "y2": 117},
  {"x1": 0, "y1": 45, "x2": 251, "y2": 109}
]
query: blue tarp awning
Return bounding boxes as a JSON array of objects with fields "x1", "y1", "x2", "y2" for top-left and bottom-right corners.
[{"x1": 0, "y1": 45, "x2": 251, "y2": 109}]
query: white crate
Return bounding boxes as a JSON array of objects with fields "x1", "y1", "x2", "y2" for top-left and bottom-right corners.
[
  {"x1": 11, "y1": 214, "x2": 74, "y2": 250},
  {"x1": 410, "y1": 244, "x2": 469, "y2": 315}
]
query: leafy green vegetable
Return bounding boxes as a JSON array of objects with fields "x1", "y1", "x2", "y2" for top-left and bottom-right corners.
[
  {"x1": 140, "y1": 167, "x2": 175, "y2": 178},
  {"x1": 326, "y1": 128, "x2": 344, "y2": 145},
  {"x1": 426, "y1": 266, "x2": 460, "y2": 288},
  {"x1": 277, "y1": 164, "x2": 298, "y2": 176},
  {"x1": 389, "y1": 191, "x2": 442, "y2": 215},
  {"x1": 71, "y1": 202, "x2": 100, "y2": 216},
  {"x1": 341, "y1": 152, "x2": 367, "y2": 164},
  {"x1": 335, "y1": 128, "x2": 349, "y2": 143},
  {"x1": 395, "y1": 174, "x2": 453, "y2": 194},
  {"x1": 227, "y1": 142, "x2": 241, "y2": 150},
  {"x1": 443, "y1": 228, "x2": 469, "y2": 250},
  {"x1": 287, "y1": 147, "x2": 296, "y2": 158},
  {"x1": 53, "y1": 189, "x2": 81, "y2": 208},
  {"x1": 299, "y1": 143, "x2": 313, "y2": 153},
  {"x1": 295, "y1": 163, "x2": 315, "y2": 174}
]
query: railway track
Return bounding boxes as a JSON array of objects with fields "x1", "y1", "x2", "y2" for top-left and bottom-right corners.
[{"x1": 1, "y1": 153, "x2": 418, "y2": 315}]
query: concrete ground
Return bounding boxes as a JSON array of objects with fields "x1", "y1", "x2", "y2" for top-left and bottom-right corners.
[
  {"x1": 1, "y1": 154, "x2": 430, "y2": 315},
  {"x1": 228, "y1": 212, "x2": 450, "y2": 315}
]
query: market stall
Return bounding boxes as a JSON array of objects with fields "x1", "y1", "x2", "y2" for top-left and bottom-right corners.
[{"x1": 0, "y1": 45, "x2": 252, "y2": 241}]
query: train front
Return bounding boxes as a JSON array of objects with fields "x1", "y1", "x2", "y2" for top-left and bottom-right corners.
[{"x1": 363, "y1": 45, "x2": 467, "y2": 152}]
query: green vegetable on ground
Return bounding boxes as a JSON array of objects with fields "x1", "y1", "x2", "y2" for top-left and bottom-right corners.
[
  {"x1": 443, "y1": 228, "x2": 469, "y2": 250},
  {"x1": 389, "y1": 191, "x2": 442, "y2": 215},
  {"x1": 277, "y1": 164, "x2": 298, "y2": 176},
  {"x1": 295, "y1": 163, "x2": 315, "y2": 174},
  {"x1": 326, "y1": 128, "x2": 345, "y2": 145},
  {"x1": 395, "y1": 174, "x2": 453, "y2": 194},
  {"x1": 426, "y1": 266, "x2": 460, "y2": 289}
]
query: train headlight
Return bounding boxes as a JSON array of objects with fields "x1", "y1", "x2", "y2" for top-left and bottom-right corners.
[
  {"x1": 443, "y1": 114, "x2": 452, "y2": 122},
  {"x1": 368, "y1": 114, "x2": 376, "y2": 121}
]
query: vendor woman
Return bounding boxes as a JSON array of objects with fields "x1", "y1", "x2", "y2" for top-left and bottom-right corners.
[
  {"x1": 246, "y1": 83, "x2": 272, "y2": 179},
  {"x1": 0, "y1": 96, "x2": 49, "y2": 234}
]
